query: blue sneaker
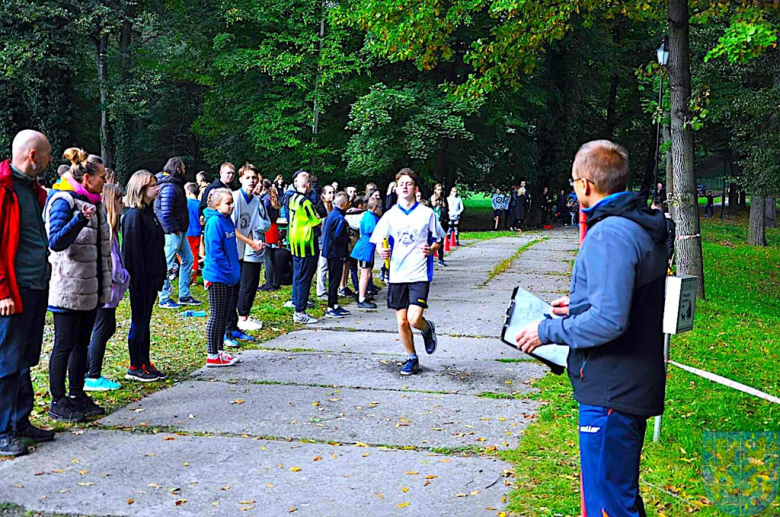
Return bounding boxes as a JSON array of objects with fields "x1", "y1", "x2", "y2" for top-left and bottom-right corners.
[
  {"x1": 84, "y1": 376, "x2": 121, "y2": 392},
  {"x1": 325, "y1": 308, "x2": 344, "y2": 318},
  {"x1": 178, "y1": 296, "x2": 202, "y2": 306},
  {"x1": 422, "y1": 319, "x2": 437, "y2": 355},
  {"x1": 231, "y1": 330, "x2": 255, "y2": 342},
  {"x1": 400, "y1": 356, "x2": 419, "y2": 376},
  {"x1": 223, "y1": 335, "x2": 240, "y2": 348},
  {"x1": 334, "y1": 306, "x2": 351, "y2": 316},
  {"x1": 158, "y1": 299, "x2": 180, "y2": 310}
]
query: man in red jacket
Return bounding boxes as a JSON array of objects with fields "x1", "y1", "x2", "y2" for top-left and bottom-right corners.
[{"x1": 0, "y1": 129, "x2": 53, "y2": 456}]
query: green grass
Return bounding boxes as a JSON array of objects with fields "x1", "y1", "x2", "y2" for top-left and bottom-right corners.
[
  {"x1": 502, "y1": 214, "x2": 780, "y2": 516},
  {"x1": 14, "y1": 280, "x2": 330, "y2": 442}
]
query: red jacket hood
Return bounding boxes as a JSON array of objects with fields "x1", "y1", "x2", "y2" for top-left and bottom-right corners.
[{"x1": 0, "y1": 159, "x2": 48, "y2": 206}]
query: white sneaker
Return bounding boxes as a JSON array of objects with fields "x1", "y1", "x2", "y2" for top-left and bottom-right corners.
[
  {"x1": 283, "y1": 300, "x2": 294, "y2": 308},
  {"x1": 237, "y1": 317, "x2": 263, "y2": 331},
  {"x1": 293, "y1": 312, "x2": 319, "y2": 324}
]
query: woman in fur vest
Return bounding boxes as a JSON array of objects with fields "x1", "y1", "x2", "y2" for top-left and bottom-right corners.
[{"x1": 45, "y1": 148, "x2": 111, "y2": 423}]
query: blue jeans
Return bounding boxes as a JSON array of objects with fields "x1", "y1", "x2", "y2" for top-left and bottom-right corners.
[
  {"x1": 292, "y1": 256, "x2": 317, "y2": 313},
  {"x1": 0, "y1": 289, "x2": 47, "y2": 438},
  {"x1": 705, "y1": 204, "x2": 714, "y2": 217},
  {"x1": 579, "y1": 404, "x2": 647, "y2": 517},
  {"x1": 159, "y1": 232, "x2": 193, "y2": 301}
]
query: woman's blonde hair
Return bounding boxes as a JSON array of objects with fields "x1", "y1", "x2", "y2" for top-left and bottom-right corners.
[
  {"x1": 63, "y1": 148, "x2": 103, "y2": 182},
  {"x1": 102, "y1": 183, "x2": 124, "y2": 244},
  {"x1": 208, "y1": 188, "x2": 232, "y2": 209},
  {"x1": 124, "y1": 170, "x2": 155, "y2": 209}
]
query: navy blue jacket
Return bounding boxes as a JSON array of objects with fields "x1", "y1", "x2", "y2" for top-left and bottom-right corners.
[
  {"x1": 538, "y1": 191, "x2": 669, "y2": 417},
  {"x1": 321, "y1": 206, "x2": 349, "y2": 259},
  {"x1": 153, "y1": 172, "x2": 188, "y2": 234}
]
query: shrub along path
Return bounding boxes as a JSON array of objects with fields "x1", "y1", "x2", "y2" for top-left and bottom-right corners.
[{"x1": 0, "y1": 229, "x2": 579, "y2": 517}]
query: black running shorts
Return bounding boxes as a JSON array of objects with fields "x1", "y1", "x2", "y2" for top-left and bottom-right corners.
[
  {"x1": 358, "y1": 259, "x2": 374, "y2": 269},
  {"x1": 387, "y1": 281, "x2": 430, "y2": 310}
]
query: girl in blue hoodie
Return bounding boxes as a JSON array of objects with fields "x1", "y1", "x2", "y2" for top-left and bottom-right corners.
[{"x1": 203, "y1": 188, "x2": 240, "y2": 367}]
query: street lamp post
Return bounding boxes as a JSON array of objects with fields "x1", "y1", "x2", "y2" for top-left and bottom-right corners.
[{"x1": 653, "y1": 36, "x2": 670, "y2": 199}]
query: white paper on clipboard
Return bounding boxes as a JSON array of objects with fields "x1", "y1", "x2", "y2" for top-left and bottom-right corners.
[{"x1": 501, "y1": 287, "x2": 569, "y2": 373}]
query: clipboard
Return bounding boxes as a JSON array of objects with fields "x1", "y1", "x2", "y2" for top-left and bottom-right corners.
[{"x1": 500, "y1": 286, "x2": 568, "y2": 375}]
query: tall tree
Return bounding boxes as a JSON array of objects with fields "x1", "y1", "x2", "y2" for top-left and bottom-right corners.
[{"x1": 669, "y1": 0, "x2": 706, "y2": 298}]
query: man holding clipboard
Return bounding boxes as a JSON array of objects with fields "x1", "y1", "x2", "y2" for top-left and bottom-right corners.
[{"x1": 515, "y1": 141, "x2": 668, "y2": 517}]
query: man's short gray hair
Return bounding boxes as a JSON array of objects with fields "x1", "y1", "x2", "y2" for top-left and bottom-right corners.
[{"x1": 573, "y1": 140, "x2": 629, "y2": 195}]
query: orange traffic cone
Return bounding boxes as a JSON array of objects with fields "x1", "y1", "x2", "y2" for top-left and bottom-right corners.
[
  {"x1": 444, "y1": 233, "x2": 451, "y2": 252},
  {"x1": 450, "y1": 231, "x2": 457, "y2": 248}
]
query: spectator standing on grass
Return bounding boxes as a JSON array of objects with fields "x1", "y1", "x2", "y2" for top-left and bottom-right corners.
[
  {"x1": 227, "y1": 164, "x2": 268, "y2": 340},
  {"x1": 315, "y1": 184, "x2": 335, "y2": 299},
  {"x1": 652, "y1": 197, "x2": 676, "y2": 270},
  {"x1": 45, "y1": 148, "x2": 112, "y2": 423},
  {"x1": 259, "y1": 180, "x2": 281, "y2": 291},
  {"x1": 155, "y1": 157, "x2": 199, "y2": 309},
  {"x1": 516, "y1": 140, "x2": 668, "y2": 517},
  {"x1": 185, "y1": 182, "x2": 202, "y2": 283},
  {"x1": 321, "y1": 192, "x2": 352, "y2": 318},
  {"x1": 122, "y1": 170, "x2": 167, "y2": 383},
  {"x1": 85, "y1": 184, "x2": 129, "y2": 393},
  {"x1": 0, "y1": 130, "x2": 54, "y2": 456},
  {"x1": 202, "y1": 189, "x2": 240, "y2": 368},
  {"x1": 705, "y1": 191, "x2": 715, "y2": 218},
  {"x1": 287, "y1": 172, "x2": 321, "y2": 324},
  {"x1": 200, "y1": 163, "x2": 235, "y2": 218},
  {"x1": 556, "y1": 189, "x2": 567, "y2": 227}
]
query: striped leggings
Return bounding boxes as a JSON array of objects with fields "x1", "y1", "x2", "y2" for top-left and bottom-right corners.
[{"x1": 207, "y1": 282, "x2": 238, "y2": 355}]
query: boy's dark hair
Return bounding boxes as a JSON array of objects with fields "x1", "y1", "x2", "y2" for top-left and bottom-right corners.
[
  {"x1": 395, "y1": 167, "x2": 418, "y2": 186},
  {"x1": 164, "y1": 157, "x2": 184, "y2": 176},
  {"x1": 185, "y1": 182, "x2": 199, "y2": 197},
  {"x1": 366, "y1": 198, "x2": 381, "y2": 211}
]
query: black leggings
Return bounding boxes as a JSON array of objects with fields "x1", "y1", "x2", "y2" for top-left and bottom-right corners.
[
  {"x1": 207, "y1": 282, "x2": 238, "y2": 355},
  {"x1": 227, "y1": 261, "x2": 262, "y2": 331},
  {"x1": 128, "y1": 287, "x2": 156, "y2": 369},
  {"x1": 327, "y1": 257, "x2": 345, "y2": 308},
  {"x1": 87, "y1": 307, "x2": 117, "y2": 379},
  {"x1": 448, "y1": 218, "x2": 460, "y2": 238},
  {"x1": 50, "y1": 309, "x2": 98, "y2": 400}
]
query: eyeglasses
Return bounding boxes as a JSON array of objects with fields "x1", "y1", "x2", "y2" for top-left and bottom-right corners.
[{"x1": 570, "y1": 176, "x2": 595, "y2": 187}]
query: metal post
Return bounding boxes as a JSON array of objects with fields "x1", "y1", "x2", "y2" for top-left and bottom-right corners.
[
  {"x1": 653, "y1": 74, "x2": 664, "y2": 197},
  {"x1": 653, "y1": 333, "x2": 672, "y2": 443}
]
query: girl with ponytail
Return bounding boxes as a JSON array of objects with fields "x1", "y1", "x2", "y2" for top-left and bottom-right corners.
[{"x1": 45, "y1": 148, "x2": 111, "y2": 422}]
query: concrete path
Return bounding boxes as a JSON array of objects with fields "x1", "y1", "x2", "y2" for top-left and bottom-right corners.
[{"x1": 0, "y1": 228, "x2": 579, "y2": 516}]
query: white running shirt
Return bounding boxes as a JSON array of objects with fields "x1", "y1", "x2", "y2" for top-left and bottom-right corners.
[{"x1": 370, "y1": 202, "x2": 446, "y2": 283}]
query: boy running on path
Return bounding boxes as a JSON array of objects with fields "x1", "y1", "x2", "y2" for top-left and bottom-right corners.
[{"x1": 370, "y1": 168, "x2": 445, "y2": 376}]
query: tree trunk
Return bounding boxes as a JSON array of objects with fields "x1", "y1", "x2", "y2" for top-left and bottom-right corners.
[
  {"x1": 749, "y1": 196, "x2": 767, "y2": 246},
  {"x1": 669, "y1": 0, "x2": 705, "y2": 299},
  {"x1": 605, "y1": 74, "x2": 619, "y2": 139},
  {"x1": 662, "y1": 112, "x2": 674, "y2": 217},
  {"x1": 766, "y1": 196, "x2": 777, "y2": 228},
  {"x1": 95, "y1": 25, "x2": 112, "y2": 168},
  {"x1": 114, "y1": 7, "x2": 134, "y2": 182},
  {"x1": 728, "y1": 182, "x2": 739, "y2": 215}
]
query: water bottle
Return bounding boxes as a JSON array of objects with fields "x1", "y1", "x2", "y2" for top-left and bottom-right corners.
[{"x1": 181, "y1": 310, "x2": 207, "y2": 317}]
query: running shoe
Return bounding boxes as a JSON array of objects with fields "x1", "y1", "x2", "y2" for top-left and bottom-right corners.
[
  {"x1": 224, "y1": 336, "x2": 241, "y2": 348},
  {"x1": 325, "y1": 308, "x2": 343, "y2": 318},
  {"x1": 206, "y1": 353, "x2": 237, "y2": 368},
  {"x1": 178, "y1": 296, "x2": 202, "y2": 306},
  {"x1": 147, "y1": 363, "x2": 167, "y2": 380},
  {"x1": 0, "y1": 435, "x2": 28, "y2": 457},
  {"x1": 357, "y1": 300, "x2": 377, "y2": 309},
  {"x1": 231, "y1": 329, "x2": 255, "y2": 342},
  {"x1": 125, "y1": 366, "x2": 160, "y2": 382},
  {"x1": 238, "y1": 317, "x2": 264, "y2": 331},
  {"x1": 337, "y1": 287, "x2": 354, "y2": 298},
  {"x1": 293, "y1": 312, "x2": 319, "y2": 324},
  {"x1": 48, "y1": 397, "x2": 86, "y2": 423},
  {"x1": 283, "y1": 300, "x2": 294, "y2": 308},
  {"x1": 400, "y1": 356, "x2": 419, "y2": 376},
  {"x1": 84, "y1": 376, "x2": 121, "y2": 392},
  {"x1": 68, "y1": 393, "x2": 105, "y2": 418},
  {"x1": 334, "y1": 306, "x2": 351, "y2": 316},
  {"x1": 158, "y1": 299, "x2": 181, "y2": 310},
  {"x1": 422, "y1": 318, "x2": 438, "y2": 355},
  {"x1": 15, "y1": 424, "x2": 55, "y2": 444}
]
